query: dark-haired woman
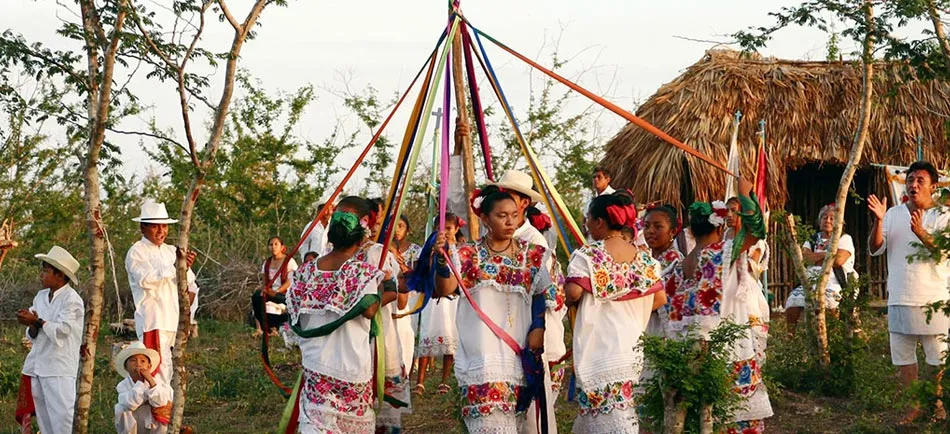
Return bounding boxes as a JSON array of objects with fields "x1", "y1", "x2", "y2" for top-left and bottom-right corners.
[
  {"x1": 668, "y1": 179, "x2": 773, "y2": 431},
  {"x1": 564, "y1": 193, "x2": 666, "y2": 433},
  {"x1": 345, "y1": 197, "x2": 411, "y2": 434},
  {"x1": 435, "y1": 185, "x2": 556, "y2": 434},
  {"x1": 642, "y1": 205, "x2": 684, "y2": 338},
  {"x1": 252, "y1": 237, "x2": 298, "y2": 337},
  {"x1": 287, "y1": 210, "x2": 397, "y2": 433}
]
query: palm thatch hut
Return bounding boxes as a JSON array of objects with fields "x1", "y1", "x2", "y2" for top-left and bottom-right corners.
[{"x1": 602, "y1": 49, "x2": 950, "y2": 306}]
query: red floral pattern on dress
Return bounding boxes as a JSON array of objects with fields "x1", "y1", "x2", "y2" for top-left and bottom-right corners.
[
  {"x1": 460, "y1": 381, "x2": 521, "y2": 419},
  {"x1": 287, "y1": 259, "x2": 382, "y2": 320},
  {"x1": 302, "y1": 367, "x2": 373, "y2": 416},
  {"x1": 576, "y1": 241, "x2": 661, "y2": 301},
  {"x1": 733, "y1": 357, "x2": 762, "y2": 397},
  {"x1": 724, "y1": 419, "x2": 765, "y2": 434},
  {"x1": 576, "y1": 379, "x2": 638, "y2": 416},
  {"x1": 668, "y1": 242, "x2": 724, "y2": 324},
  {"x1": 456, "y1": 239, "x2": 550, "y2": 298}
]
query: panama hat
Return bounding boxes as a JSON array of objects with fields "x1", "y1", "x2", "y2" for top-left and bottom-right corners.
[
  {"x1": 132, "y1": 199, "x2": 179, "y2": 224},
  {"x1": 35, "y1": 245, "x2": 80, "y2": 284},
  {"x1": 491, "y1": 170, "x2": 543, "y2": 203},
  {"x1": 114, "y1": 341, "x2": 161, "y2": 378}
]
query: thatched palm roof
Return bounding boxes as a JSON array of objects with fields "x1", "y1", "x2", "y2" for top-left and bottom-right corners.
[{"x1": 603, "y1": 49, "x2": 950, "y2": 208}]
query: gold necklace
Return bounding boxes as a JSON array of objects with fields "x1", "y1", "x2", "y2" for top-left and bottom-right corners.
[{"x1": 603, "y1": 233, "x2": 625, "y2": 242}]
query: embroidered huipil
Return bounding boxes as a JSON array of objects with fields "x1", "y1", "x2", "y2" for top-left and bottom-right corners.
[
  {"x1": 667, "y1": 240, "x2": 773, "y2": 427},
  {"x1": 453, "y1": 239, "x2": 556, "y2": 434},
  {"x1": 567, "y1": 242, "x2": 661, "y2": 433},
  {"x1": 645, "y1": 247, "x2": 683, "y2": 338},
  {"x1": 287, "y1": 258, "x2": 383, "y2": 434},
  {"x1": 114, "y1": 377, "x2": 172, "y2": 433},
  {"x1": 125, "y1": 238, "x2": 197, "y2": 337},
  {"x1": 355, "y1": 242, "x2": 410, "y2": 429},
  {"x1": 395, "y1": 243, "x2": 423, "y2": 368},
  {"x1": 22, "y1": 285, "x2": 84, "y2": 378}
]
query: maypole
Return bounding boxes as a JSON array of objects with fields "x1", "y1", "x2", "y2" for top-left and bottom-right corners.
[
  {"x1": 450, "y1": 0, "x2": 480, "y2": 238},
  {"x1": 425, "y1": 108, "x2": 444, "y2": 237}
]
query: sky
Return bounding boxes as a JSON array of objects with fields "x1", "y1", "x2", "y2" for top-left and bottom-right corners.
[{"x1": 2, "y1": 0, "x2": 859, "y2": 195}]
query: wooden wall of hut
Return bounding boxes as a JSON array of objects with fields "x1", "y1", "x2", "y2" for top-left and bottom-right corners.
[{"x1": 764, "y1": 162, "x2": 889, "y2": 309}]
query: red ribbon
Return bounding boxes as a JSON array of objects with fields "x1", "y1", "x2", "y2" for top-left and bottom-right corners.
[
  {"x1": 605, "y1": 204, "x2": 637, "y2": 228},
  {"x1": 529, "y1": 213, "x2": 552, "y2": 232}
]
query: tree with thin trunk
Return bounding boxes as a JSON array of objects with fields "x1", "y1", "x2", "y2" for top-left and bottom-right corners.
[{"x1": 128, "y1": 0, "x2": 282, "y2": 429}]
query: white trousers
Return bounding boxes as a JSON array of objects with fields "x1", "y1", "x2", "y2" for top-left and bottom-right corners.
[
  {"x1": 31, "y1": 376, "x2": 76, "y2": 434},
  {"x1": 115, "y1": 405, "x2": 168, "y2": 434}
]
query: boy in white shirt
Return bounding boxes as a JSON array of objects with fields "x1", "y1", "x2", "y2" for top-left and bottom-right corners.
[
  {"x1": 114, "y1": 341, "x2": 173, "y2": 434},
  {"x1": 16, "y1": 246, "x2": 84, "y2": 434}
]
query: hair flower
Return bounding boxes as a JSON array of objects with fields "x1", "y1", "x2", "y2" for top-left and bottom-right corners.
[{"x1": 708, "y1": 200, "x2": 728, "y2": 227}]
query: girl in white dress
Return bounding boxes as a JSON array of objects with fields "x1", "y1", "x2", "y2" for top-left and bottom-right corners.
[
  {"x1": 564, "y1": 193, "x2": 667, "y2": 433},
  {"x1": 286, "y1": 203, "x2": 397, "y2": 434},
  {"x1": 392, "y1": 215, "x2": 423, "y2": 380},
  {"x1": 434, "y1": 186, "x2": 557, "y2": 434},
  {"x1": 415, "y1": 213, "x2": 462, "y2": 395}
]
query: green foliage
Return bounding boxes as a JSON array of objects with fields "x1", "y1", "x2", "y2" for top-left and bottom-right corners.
[
  {"x1": 342, "y1": 85, "x2": 395, "y2": 197},
  {"x1": 639, "y1": 322, "x2": 747, "y2": 433}
]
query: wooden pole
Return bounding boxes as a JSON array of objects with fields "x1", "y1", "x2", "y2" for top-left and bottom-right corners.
[{"x1": 450, "y1": 2, "x2": 479, "y2": 238}]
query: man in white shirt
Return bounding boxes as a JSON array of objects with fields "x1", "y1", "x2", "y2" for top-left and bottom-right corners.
[
  {"x1": 869, "y1": 160, "x2": 950, "y2": 423},
  {"x1": 584, "y1": 167, "x2": 616, "y2": 242},
  {"x1": 125, "y1": 199, "x2": 197, "y2": 387},
  {"x1": 299, "y1": 202, "x2": 334, "y2": 261},
  {"x1": 17, "y1": 246, "x2": 84, "y2": 434}
]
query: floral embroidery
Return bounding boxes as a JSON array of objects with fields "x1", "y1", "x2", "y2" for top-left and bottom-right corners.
[
  {"x1": 576, "y1": 241, "x2": 661, "y2": 301},
  {"x1": 733, "y1": 358, "x2": 762, "y2": 397},
  {"x1": 287, "y1": 259, "x2": 382, "y2": 321},
  {"x1": 724, "y1": 419, "x2": 765, "y2": 434},
  {"x1": 302, "y1": 367, "x2": 373, "y2": 416},
  {"x1": 549, "y1": 364, "x2": 567, "y2": 394},
  {"x1": 576, "y1": 379, "x2": 637, "y2": 416},
  {"x1": 459, "y1": 382, "x2": 522, "y2": 419},
  {"x1": 543, "y1": 257, "x2": 567, "y2": 311},
  {"x1": 384, "y1": 373, "x2": 409, "y2": 400},
  {"x1": 403, "y1": 244, "x2": 423, "y2": 269},
  {"x1": 669, "y1": 242, "x2": 724, "y2": 324},
  {"x1": 457, "y1": 240, "x2": 548, "y2": 298}
]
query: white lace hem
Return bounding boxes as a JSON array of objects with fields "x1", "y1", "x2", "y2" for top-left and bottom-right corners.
[
  {"x1": 418, "y1": 340, "x2": 458, "y2": 357},
  {"x1": 463, "y1": 412, "x2": 524, "y2": 434},
  {"x1": 732, "y1": 381, "x2": 773, "y2": 422},
  {"x1": 572, "y1": 406, "x2": 639, "y2": 434},
  {"x1": 299, "y1": 402, "x2": 374, "y2": 434}
]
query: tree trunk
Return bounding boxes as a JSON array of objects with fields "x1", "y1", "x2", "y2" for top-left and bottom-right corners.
[
  {"x1": 927, "y1": 0, "x2": 950, "y2": 69},
  {"x1": 698, "y1": 404, "x2": 714, "y2": 434},
  {"x1": 73, "y1": 2, "x2": 128, "y2": 431},
  {"x1": 662, "y1": 388, "x2": 686, "y2": 434},
  {"x1": 451, "y1": 19, "x2": 480, "y2": 238},
  {"x1": 166, "y1": 2, "x2": 268, "y2": 430},
  {"x1": 809, "y1": 0, "x2": 875, "y2": 368}
]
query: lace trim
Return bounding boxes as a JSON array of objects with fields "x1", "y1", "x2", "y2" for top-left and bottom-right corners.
[
  {"x1": 417, "y1": 340, "x2": 458, "y2": 357},
  {"x1": 573, "y1": 406, "x2": 640, "y2": 434},
  {"x1": 463, "y1": 416, "x2": 524, "y2": 434}
]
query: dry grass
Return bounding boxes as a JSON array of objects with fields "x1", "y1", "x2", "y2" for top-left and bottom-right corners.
[{"x1": 603, "y1": 49, "x2": 950, "y2": 208}]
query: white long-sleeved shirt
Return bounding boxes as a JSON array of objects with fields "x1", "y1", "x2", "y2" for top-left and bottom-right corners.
[
  {"x1": 115, "y1": 376, "x2": 172, "y2": 430},
  {"x1": 125, "y1": 238, "x2": 197, "y2": 337},
  {"x1": 299, "y1": 221, "x2": 331, "y2": 261},
  {"x1": 871, "y1": 204, "x2": 950, "y2": 306},
  {"x1": 22, "y1": 285, "x2": 84, "y2": 378}
]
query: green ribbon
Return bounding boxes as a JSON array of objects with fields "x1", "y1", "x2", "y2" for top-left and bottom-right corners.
[
  {"x1": 731, "y1": 192, "x2": 766, "y2": 262},
  {"x1": 290, "y1": 294, "x2": 381, "y2": 338},
  {"x1": 277, "y1": 371, "x2": 303, "y2": 434}
]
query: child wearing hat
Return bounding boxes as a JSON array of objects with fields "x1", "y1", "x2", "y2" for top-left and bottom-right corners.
[
  {"x1": 16, "y1": 246, "x2": 84, "y2": 434},
  {"x1": 114, "y1": 341, "x2": 173, "y2": 434}
]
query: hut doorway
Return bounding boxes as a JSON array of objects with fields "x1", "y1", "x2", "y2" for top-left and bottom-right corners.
[{"x1": 768, "y1": 163, "x2": 887, "y2": 308}]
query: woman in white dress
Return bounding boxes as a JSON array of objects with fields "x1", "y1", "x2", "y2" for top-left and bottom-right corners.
[
  {"x1": 415, "y1": 213, "x2": 462, "y2": 395},
  {"x1": 785, "y1": 204, "x2": 858, "y2": 330},
  {"x1": 252, "y1": 236, "x2": 298, "y2": 336},
  {"x1": 286, "y1": 204, "x2": 397, "y2": 433},
  {"x1": 667, "y1": 179, "x2": 773, "y2": 432},
  {"x1": 434, "y1": 186, "x2": 556, "y2": 434},
  {"x1": 564, "y1": 192, "x2": 666, "y2": 433}
]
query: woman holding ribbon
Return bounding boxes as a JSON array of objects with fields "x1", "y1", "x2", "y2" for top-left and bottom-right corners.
[
  {"x1": 434, "y1": 185, "x2": 557, "y2": 434},
  {"x1": 667, "y1": 179, "x2": 773, "y2": 432},
  {"x1": 286, "y1": 204, "x2": 397, "y2": 433},
  {"x1": 564, "y1": 192, "x2": 666, "y2": 433}
]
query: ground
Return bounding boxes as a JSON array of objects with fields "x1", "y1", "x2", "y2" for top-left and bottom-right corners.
[{"x1": 0, "y1": 317, "x2": 939, "y2": 433}]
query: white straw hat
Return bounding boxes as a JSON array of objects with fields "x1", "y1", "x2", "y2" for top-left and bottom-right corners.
[
  {"x1": 114, "y1": 341, "x2": 160, "y2": 378},
  {"x1": 35, "y1": 245, "x2": 80, "y2": 284},
  {"x1": 491, "y1": 170, "x2": 543, "y2": 203},
  {"x1": 132, "y1": 199, "x2": 179, "y2": 224}
]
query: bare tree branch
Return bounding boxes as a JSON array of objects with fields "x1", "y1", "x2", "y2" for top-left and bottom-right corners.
[{"x1": 217, "y1": 0, "x2": 242, "y2": 32}]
